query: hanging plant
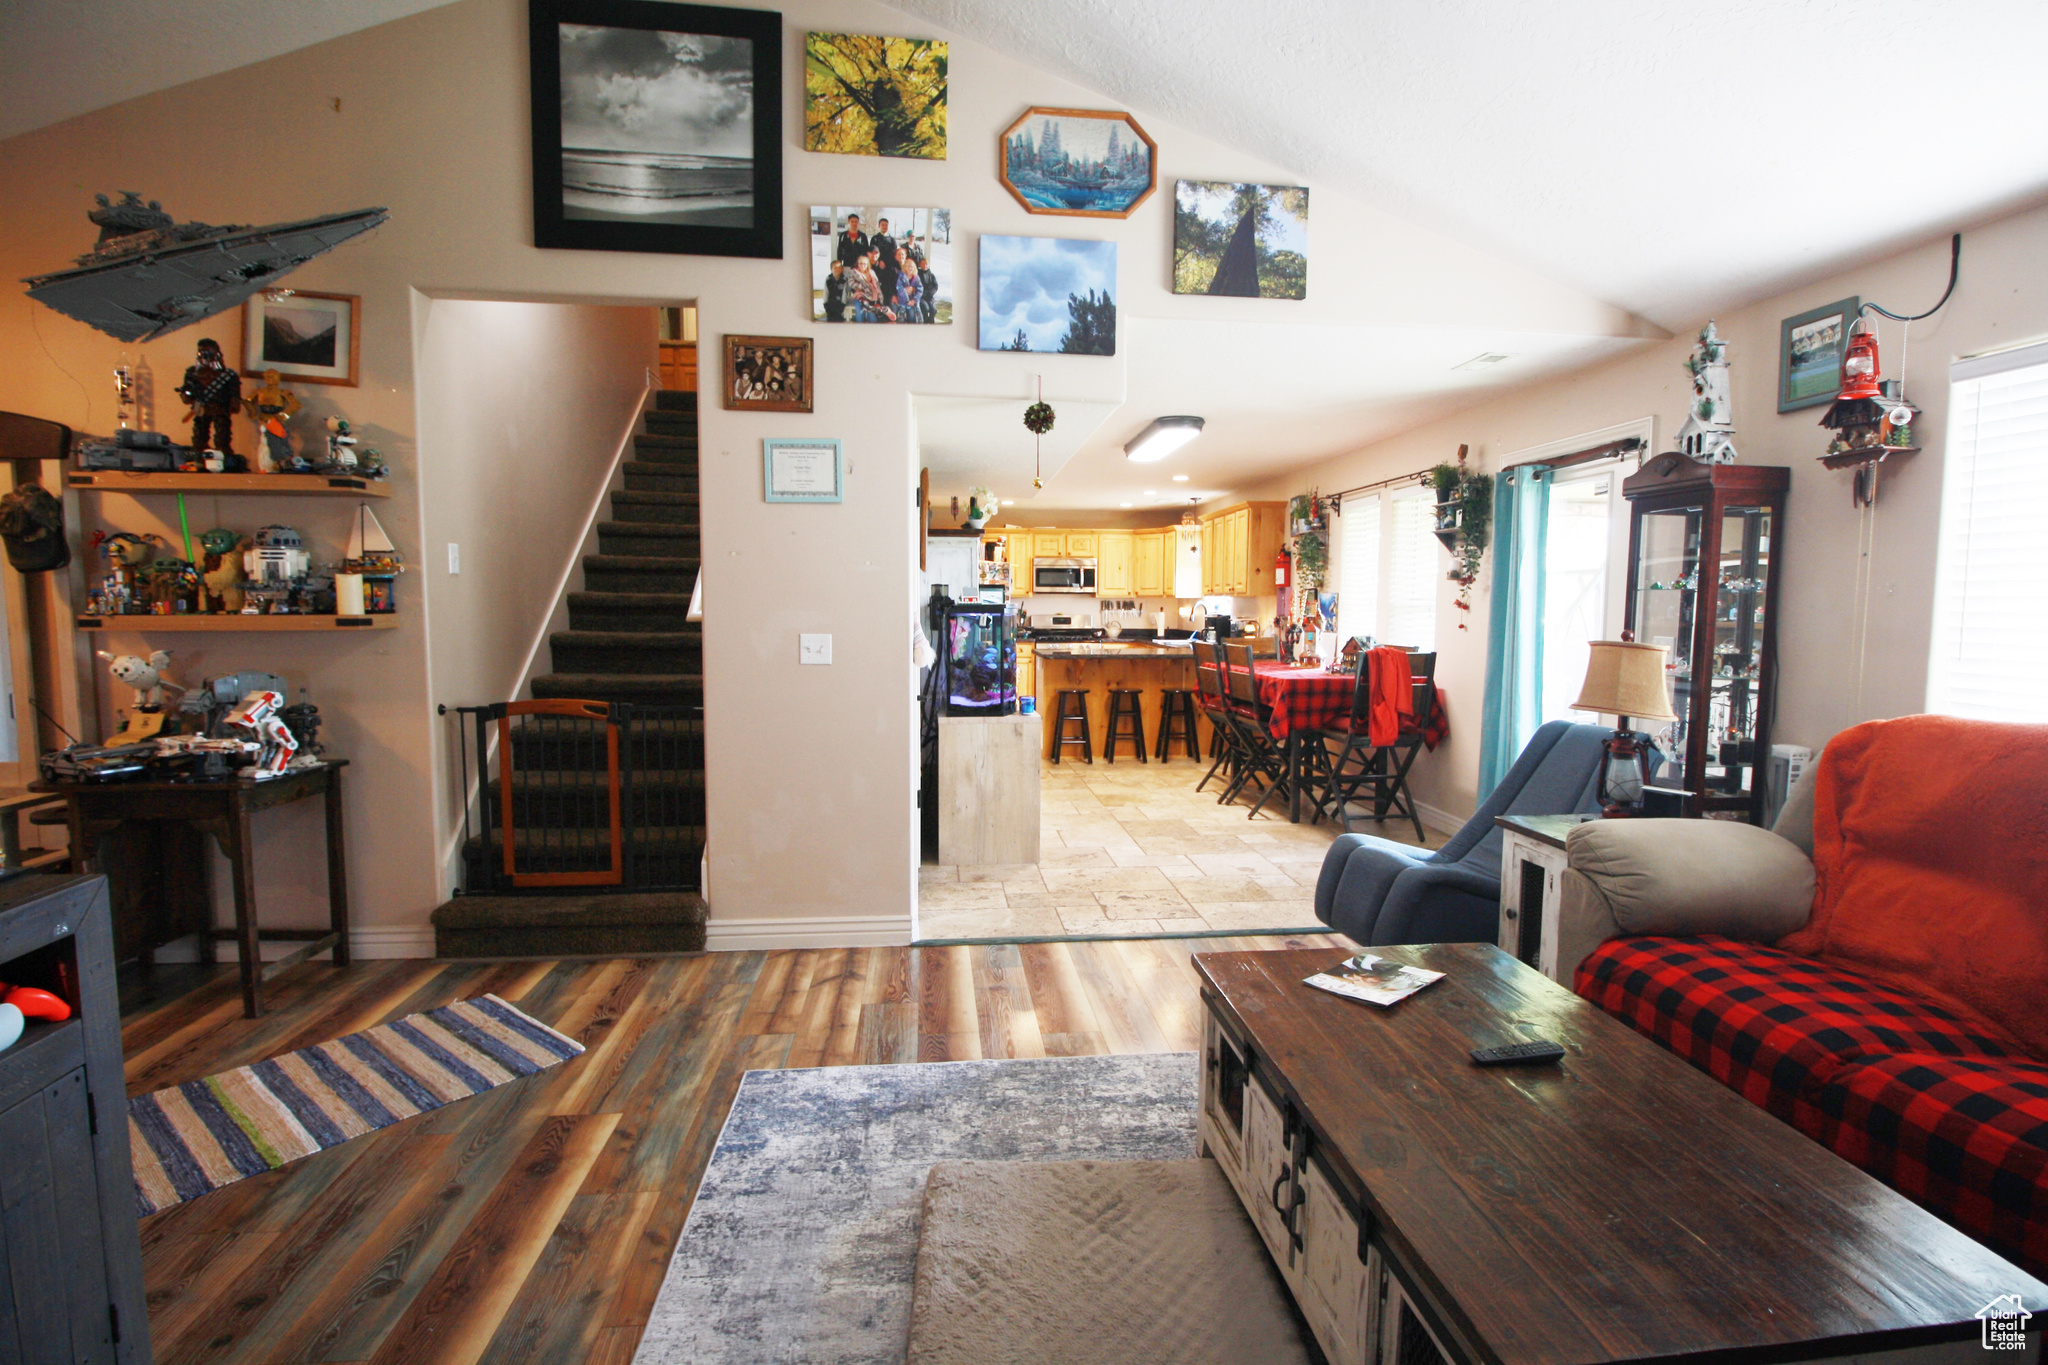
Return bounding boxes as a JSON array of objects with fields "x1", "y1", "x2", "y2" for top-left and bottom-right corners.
[
  {"x1": 1022, "y1": 401, "x2": 1056, "y2": 435},
  {"x1": 1426, "y1": 453, "x2": 1492, "y2": 628},
  {"x1": 1291, "y1": 527, "x2": 1327, "y2": 594}
]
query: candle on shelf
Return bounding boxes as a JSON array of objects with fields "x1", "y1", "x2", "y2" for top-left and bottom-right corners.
[{"x1": 335, "y1": 572, "x2": 366, "y2": 617}]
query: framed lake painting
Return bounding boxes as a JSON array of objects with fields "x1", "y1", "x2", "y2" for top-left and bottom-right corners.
[
  {"x1": 1779, "y1": 296, "x2": 1860, "y2": 412},
  {"x1": 529, "y1": 0, "x2": 782, "y2": 259},
  {"x1": 998, "y1": 107, "x2": 1157, "y2": 219}
]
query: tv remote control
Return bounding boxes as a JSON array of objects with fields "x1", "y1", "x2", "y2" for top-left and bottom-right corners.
[{"x1": 1469, "y1": 1039, "x2": 1566, "y2": 1066}]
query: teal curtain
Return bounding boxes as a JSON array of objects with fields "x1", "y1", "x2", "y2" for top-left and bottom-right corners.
[{"x1": 1477, "y1": 466, "x2": 1553, "y2": 798}]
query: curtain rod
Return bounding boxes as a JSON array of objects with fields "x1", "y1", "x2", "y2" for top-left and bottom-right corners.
[
  {"x1": 1329, "y1": 467, "x2": 1435, "y2": 505},
  {"x1": 1500, "y1": 436, "x2": 1645, "y2": 475}
]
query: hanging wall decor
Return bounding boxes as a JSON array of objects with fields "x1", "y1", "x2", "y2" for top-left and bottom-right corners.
[
  {"x1": 998, "y1": 108, "x2": 1157, "y2": 219},
  {"x1": 978, "y1": 236, "x2": 1117, "y2": 355},
  {"x1": 1429, "y1": 446, "x2": 1491, "y2": 627},
  {"x1": 1173, "y1": 181, "x2": 1308, "y2": 299},
  {"x1": 529, "y1": 0, "x2": 783, "y2": 259},
  {"x1": 804, "y1": 33, "x2": 947, "y2": 160},
  {"x1": 1777, "y1": 296, "x2": 1860, "y2": 412},
  {"x1": 724, "y1": 334, "x2": 812, "y2": 412},
  {"x1": 810, "y1": 206, "x2": 952, "y2": 323}
]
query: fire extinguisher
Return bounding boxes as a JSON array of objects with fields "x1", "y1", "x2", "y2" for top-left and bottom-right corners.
[{"x1": 1275, "y1": 545, "x2": 1291, "y2": 590}]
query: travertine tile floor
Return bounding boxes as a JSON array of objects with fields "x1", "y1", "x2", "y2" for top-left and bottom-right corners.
[{"x1": 919, "y1": 755, "x2": 1446, "y2": 941}]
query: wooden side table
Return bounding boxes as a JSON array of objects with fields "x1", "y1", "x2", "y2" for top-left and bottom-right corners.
[
  {"x1": 1494, "y1": 812, "x2": 1591, "y2": 982},
  {"x1": 43, "y1": 761, "x2": 351, "y2": 1017}
]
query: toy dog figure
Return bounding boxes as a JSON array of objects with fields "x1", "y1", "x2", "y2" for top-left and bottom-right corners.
[
  {"x1": 99, "y1": 648, "x2": 181, "y2": 706},
  {"x1": 225, "y1": 689, "x2": 298, "y2": 776}
]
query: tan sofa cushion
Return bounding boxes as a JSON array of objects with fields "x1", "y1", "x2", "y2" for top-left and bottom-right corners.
[{"x1": 1565, "y1": 818, "x2": 1814, "y2": 941}]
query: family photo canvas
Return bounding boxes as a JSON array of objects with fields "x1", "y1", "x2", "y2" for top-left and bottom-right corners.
[{"x1": 810, "y1": 206, "x2": 953, "y2": 324}]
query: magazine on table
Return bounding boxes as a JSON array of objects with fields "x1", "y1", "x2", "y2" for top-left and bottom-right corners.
[{"x1": 1303, "y1": 954, "x2": 1444, "y2": 1008}]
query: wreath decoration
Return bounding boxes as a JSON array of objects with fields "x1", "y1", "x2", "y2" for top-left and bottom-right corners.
[{"x1": 1023, "y1": 401, "x2": 1056, "y2": 435}]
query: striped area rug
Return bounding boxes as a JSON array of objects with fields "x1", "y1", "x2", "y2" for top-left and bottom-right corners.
[{"x1": 128, "y1": 993, "x2": 583, "y2": 1216}]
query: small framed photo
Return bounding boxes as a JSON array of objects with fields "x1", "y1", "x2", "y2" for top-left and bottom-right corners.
[
  {"x1": 1778, "y1": 297, "x2": 1860, "y2": 412},
  {"x1": 724, "y1": 335, "x2": 813, "y2": 412},
  {"x1": 241, "y1": 291, "x2": 360, "y2": 386},
  {"x1": 764, "y1": 437, "x2": 842, "y2": 503},
  {"x1": 529, "y1": 0, "x2": 783, "y2": 260}
]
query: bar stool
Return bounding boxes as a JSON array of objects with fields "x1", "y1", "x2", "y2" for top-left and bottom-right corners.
[
  {"x1": 1105, "y1": 689, "x2": 1147, "y2": 763},
  {"x1": 1156, "y1": 688, "x2": 1201, "y2": 762},
  {"x1": 1051, "y1": 689, "x2": 1093, "y2": 764}
]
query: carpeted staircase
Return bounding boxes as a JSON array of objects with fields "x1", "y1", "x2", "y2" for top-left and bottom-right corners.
[{"x1": 433, "y1": 389, "x2": 709, "y2": 958}]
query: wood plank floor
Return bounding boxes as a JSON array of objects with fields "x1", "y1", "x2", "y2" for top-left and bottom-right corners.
[{"x1": 125, "y1": 934, "x2": 1351, "y2": 1364}]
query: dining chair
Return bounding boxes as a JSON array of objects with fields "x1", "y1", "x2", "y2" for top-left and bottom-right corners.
[
  {"x1": 1316, "y1": 650, "x2": 1437, "y2": 841},
  {"x1": 1221, "y1": 640, "x2": 1294, "y2": 818}
]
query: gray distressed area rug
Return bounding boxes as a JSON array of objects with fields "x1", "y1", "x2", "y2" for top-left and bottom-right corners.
[{"x1": 630, "y1": 1052, "x2": 1199, "y2": 1365}]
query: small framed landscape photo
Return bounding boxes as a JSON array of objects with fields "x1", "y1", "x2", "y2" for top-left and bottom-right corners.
[
  {"x1": 529, "y1": 0, "x2": 782, "y2": 259},
  {"x1": 998, "y1": 107, "x2": 1156, "y2": 219},
  {"x1": 763, "y1": 437, "x2": 842, "y2": 503},
  {"x1": 242, "y1": 291, "x2": 359, "y2": 386},
  {"x1": 725, "y1": 335, "x2": 813, "y2": 412},
  {"x1": 1779, "y1": 297, "x2": 1860, "y2": 412}
]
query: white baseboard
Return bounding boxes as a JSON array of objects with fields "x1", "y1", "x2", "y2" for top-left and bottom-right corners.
[
  {"x1": 1415, "y1": 800, "x2": 1467, "y2": 840},
  {"x1": 148, "y1": 925, "x2": 436, "y2": 963},
  {"x1": 705, "y1": 914, "x2": 914, "y2": 951}
]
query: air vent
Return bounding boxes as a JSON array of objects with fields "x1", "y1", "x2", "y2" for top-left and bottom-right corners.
[{"x1": 1455, "y1": 353, "x2": 1512, "y2": 371}]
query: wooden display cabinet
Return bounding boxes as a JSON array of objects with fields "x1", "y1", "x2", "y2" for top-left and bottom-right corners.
[{"x1": 1621, "y1": 453, "x2": 1789, "y2": 823}]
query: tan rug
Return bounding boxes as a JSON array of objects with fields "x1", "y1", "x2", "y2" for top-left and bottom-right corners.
[{"x1": 907, "y1": 1158, "x2": 1313, "y2": 1365}]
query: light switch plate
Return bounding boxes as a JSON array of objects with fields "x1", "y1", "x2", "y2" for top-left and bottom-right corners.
[
  {"x1": 447, "y1": 543, "x2": 461, "y2": 574},
  {"x1": 799, "y1": 633, "x2": 832, "y2": 665}
]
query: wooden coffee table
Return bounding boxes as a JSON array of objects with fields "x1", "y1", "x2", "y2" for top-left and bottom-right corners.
[{"x1": 1193, "y1": 944, "x2": 2046, "y2": 1365}]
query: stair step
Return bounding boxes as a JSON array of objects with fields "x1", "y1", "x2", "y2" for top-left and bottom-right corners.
[
  {"x1": 432, "y1": 890, "x2": 707, "y2": 958},
  {"x1": 608, "y1": 490, "x2": 698, "y2": 525},
  {"x1": 550, "y1": 629, "x2": 702, "y2": 675},
  {"x1": 509, "y1": 721, "x2": 702, "y2": 769},
  {"x1": 633, "y1": 433, "x2": 698, "y2": 457},
  {"x1": 533, "y1": 672, "x2": 704, "y2": 705},
  {"x1": 566, "y1": 591, "x2": 695, "y2": 632},
  {"x1": 582, "y1": 555, "x2": 699, "y2": 593},
  {"x1": 653, "y1": 390, "x2": 698, "y2": 413},
  {"x1": 622, "y1": 464, "x2": 698, "y2": 493},
  {"x1": 643, "y1": 416, "x2": 696, "y2": 438},
  {"x1": 596, "y1": 522, "x2": 698, "y2": 559}
]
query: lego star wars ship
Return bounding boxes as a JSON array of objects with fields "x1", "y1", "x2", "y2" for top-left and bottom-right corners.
[{"x1": 22, "y1": 193, "x2": 389, "y2": 343}]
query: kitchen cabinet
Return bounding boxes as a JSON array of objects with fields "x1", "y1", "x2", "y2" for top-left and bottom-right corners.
[
  {"x1": 1197, "y1": 502, "x2": 1285, "y2": 598},
  {"x1": 1015, "y1": 642, "x2": 1036, "y2": 699},
  {"x1": 1061, "y1": 531, "x2": 1099, "y2": 558},
  {"x1": 1133, "y1": 529, "x2": 1165, "y2": 597},
  {"x1": 1096, "y1": 532, "x2": 1133, "y2": 596}
]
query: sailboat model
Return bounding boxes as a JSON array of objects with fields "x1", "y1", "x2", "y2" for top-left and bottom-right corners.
[{"x1": 344, "y1": 505, "x2": 403, "y2": 576}]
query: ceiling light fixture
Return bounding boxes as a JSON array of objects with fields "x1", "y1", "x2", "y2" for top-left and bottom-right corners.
[
  {"x1": 1119, "y1": 502, "x2": 1133, "y2": 508},
  {"x1": 1171, "y1": 474, "x2": 1189, "y2": 482},
  {"x1": 1125, "y1": 415, "x2": 1204, "y2": 463}
]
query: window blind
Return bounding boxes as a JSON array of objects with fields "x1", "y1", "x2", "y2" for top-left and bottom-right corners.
[
  {"x1": 1338, "y1": 493, "x2": 1381, "y2": 643},
  {"x1": 1928, "y1": 354, "x2": 2048, "y2": 721},
  {"x1": 1385, "y1": 489, "x2": 1439, "y2": 653}
]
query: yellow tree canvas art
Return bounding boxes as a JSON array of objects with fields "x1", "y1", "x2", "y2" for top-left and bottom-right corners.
[{"x1": 805, "y1": 33, "x2": 948, "y2": 160}]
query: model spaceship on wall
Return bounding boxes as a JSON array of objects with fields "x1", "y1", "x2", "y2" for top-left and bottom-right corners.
[{"x1": 22, "y1": 193, "x2": 388, "y2": 343}]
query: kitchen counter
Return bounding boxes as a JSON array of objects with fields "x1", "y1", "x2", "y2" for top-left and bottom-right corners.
[
  {"x1": 1031, "y1": 642, "x2": 1195, "y2": 659},
  {"x1": 1034, "y1": 647, "x2": 1215, "y2": 760}
]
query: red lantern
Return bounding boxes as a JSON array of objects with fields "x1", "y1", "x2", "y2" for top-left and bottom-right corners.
[{"x1": 1837, "y1": 325, "x2": 1883, "y2": 401}]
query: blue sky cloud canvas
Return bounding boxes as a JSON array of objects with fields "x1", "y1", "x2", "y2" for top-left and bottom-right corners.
[{"x1": 977, "y1": 235, "x2": 1117, "y2": 355}]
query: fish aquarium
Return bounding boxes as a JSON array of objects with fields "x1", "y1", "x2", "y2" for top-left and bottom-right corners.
[{"x1": 942, "y1": 603, "x2": 1018, "y2": 716}]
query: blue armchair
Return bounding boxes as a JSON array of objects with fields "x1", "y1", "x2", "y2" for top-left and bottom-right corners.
[{"x1": 1314, "y1": 721, "x2": 1648, "y2": 945}]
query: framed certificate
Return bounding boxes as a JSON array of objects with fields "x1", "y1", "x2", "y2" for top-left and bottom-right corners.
[{"x1": 764, "y1": 437, "x2": 843, "y2": 503}]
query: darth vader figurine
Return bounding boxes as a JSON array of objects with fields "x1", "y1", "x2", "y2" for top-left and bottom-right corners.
[{"x1": 177, "y1": 337, "x2": 244, "y2": 468}]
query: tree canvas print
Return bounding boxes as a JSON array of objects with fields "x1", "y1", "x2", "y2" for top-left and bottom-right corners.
[
  {"x1": 1173, "y1": 181, "x2": 1308, "y2": 298},
  {"x1": 978, "y1": 235, "x2": 1117, "y2": 356},
  {"x1": 804, "y1": 33, "x2": 948, "y2": 160}
]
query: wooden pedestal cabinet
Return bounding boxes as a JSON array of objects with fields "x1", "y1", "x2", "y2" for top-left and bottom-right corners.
[{"x1": 0, "y1": 875, "x2": 149, "y2": 1363}]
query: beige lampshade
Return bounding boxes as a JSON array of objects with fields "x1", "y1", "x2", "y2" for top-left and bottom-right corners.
[{"x1": 1570, "y1": 640, "x2": 1678, "y2": 722}]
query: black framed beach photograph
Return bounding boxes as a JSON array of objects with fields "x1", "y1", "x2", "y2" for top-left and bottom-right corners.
[
  {"x1": 241, "y1": 291, "x2": 360, "y2": 386},
  {"x1": 1778, "y1": 296, "x2": 1860, "y2": 412},
  {"x1": 529, "y1": 0, "x2": 782, "y2": 259}
]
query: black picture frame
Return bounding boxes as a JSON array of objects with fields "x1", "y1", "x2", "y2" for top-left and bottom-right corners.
[
  {"x1": 529, "y1": 0, "x2": 783, "y2": 259},
  {"x1": 1777, "y1": 296, "x2": 1860, "y2": 413}
]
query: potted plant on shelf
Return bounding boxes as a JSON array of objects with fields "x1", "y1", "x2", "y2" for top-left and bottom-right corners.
[
  {"x1": 1427, "y1": 449, "x2": 1491, "y2": 628},
  {"x1": 964, "y1": 486, "x2": 996, "y2": 530}
]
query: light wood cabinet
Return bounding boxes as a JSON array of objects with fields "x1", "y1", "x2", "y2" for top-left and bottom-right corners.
[
  {"x1": 1133, "y1": 529, "x2": 1165, "y2": 597},
  {"x1": 1195, "y1": 502, "x2": 1286, "y2": 598},
  {"x1": 1061, "y1": 531, "x2": 1098, "y2": 558},
  {"x1": 1015, "y1": 642, "x2": 1035, "y2": 699},
  {"x1": 1096, "y1": 532, "x2": 1133, "y2": 596}
]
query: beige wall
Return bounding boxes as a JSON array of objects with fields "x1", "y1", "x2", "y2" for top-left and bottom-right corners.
[
  {"x1": 0, "y1": 0, "x2": 1653, "y2": 947},
  {"x1": 1247, "y1": 200, "x2": 2048, "y2": 827}
]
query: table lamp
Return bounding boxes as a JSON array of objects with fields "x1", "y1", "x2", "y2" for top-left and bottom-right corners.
[{"x1": 1569, "y1": 639, "x2": 1678, "y2": 817}]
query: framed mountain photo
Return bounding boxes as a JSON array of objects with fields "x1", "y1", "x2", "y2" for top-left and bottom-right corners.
[
  {"x1": 998, "y1": 107, "x2": 1156, "y2": 219},
  {"x1": 529, "y1": 0, "x2": 783, "y2": 259}
]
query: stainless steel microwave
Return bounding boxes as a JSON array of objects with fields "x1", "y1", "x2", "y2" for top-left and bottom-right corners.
[{"x1": 1033, "y1": 558, "x2": 1097, "y2": 594}]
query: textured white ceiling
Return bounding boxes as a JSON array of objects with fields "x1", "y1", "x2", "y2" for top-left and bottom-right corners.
[
  {"x1": 0, "y1": 0, "x2": 467, "y2": 141},
  {"x1": 886, "y1": 0, "x2": 2048, "y2": 328}
]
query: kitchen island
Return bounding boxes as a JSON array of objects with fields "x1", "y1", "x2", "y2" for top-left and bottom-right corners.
[{"x1": 1033, "y1": 643, "x2": 1217, "y2": 760}]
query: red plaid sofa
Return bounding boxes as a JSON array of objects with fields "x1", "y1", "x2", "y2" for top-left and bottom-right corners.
[{"x1": 1565, "y1": 717, "x2": 2048, "y2": 1275}]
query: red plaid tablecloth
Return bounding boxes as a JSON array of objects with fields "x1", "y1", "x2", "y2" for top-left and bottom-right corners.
[{"x1": 1251, "y1": 662, "x2": 1354, "y2": 739}]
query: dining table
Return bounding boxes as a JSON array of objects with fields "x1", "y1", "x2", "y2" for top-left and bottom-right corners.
[{"x1": 1249, "y1": 660, "x2": 1356, "y2": 822}]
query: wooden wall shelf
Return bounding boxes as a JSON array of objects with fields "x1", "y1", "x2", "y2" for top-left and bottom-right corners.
[
  {"x1": 66, "y1": 471, "x2": 392, "y2": 497},
  {"x1": 75, "y1": 614, "x2": 397, "y2": 632}
]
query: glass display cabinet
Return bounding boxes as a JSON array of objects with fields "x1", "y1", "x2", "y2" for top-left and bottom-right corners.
[{"x1": 1622, "y1": 453, "x2": 1790, "y2": 823}]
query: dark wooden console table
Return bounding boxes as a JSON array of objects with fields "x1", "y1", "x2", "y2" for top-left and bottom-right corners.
[
  {"x1": 1194, "y1": 944, "x2": 2043, "y2": 1365},
  {"x1": 42, "y1": 762, "x2": 350, "y2": 1017}
]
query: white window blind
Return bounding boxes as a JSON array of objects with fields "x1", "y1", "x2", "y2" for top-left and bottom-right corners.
[
  {"x1": 1385, "y1": 489, "x2": 1439, "y2": 653},
  {"x1": 1338, "y1": 493, "x2": 1381, "y2": 643},
  {"x1": 1929, "y1": 351, "x2": 2048, "y2": 721}
]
